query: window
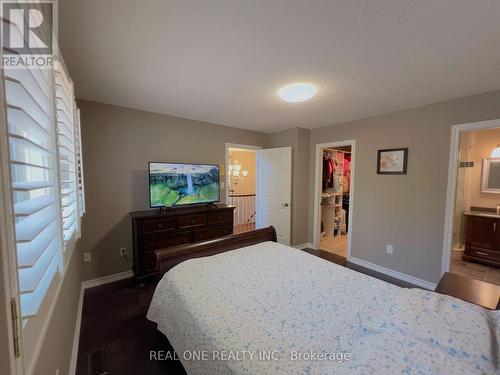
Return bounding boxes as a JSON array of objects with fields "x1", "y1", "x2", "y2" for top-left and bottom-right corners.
[{"x1": 3, "y1": 61, "x2": 83, "y2": 319}]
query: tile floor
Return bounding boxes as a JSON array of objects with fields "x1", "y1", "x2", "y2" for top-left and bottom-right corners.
[{"x1": 451, "y1": 250, "x2": 500, "y2": 286}]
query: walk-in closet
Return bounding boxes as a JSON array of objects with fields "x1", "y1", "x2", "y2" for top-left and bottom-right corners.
[{"x1": 320, "y1": 146, "x2": 351, "y2": 257}]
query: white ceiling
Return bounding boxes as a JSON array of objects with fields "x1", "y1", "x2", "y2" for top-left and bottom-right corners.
[{"x1": 59, "y1": 0, "x2": 500, "y2": 133}]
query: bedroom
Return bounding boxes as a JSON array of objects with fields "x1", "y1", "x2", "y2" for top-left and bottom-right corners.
[{"x1": 0, "y1": 1, "x2": 499, "y2": 375}]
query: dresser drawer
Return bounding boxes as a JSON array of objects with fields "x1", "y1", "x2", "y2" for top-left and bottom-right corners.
[
  {"x1": 194, "y1": 225, "x2": 232, "y2": 242},
  {"x1": 465, "y1": 247, "x2": 500, "y2": 261},
  {"x1": 142, "y1": 217, "x2": 177, "y2": 233},
  {"x1": 143, "y1": 231, "x2": 192, "y2": 250},
  {"x1": 207, "y1": 210, "x2": 233, "y2": 225},
  {"x1": 179, "y1": 214, "x2": 206, "y2": 229}
]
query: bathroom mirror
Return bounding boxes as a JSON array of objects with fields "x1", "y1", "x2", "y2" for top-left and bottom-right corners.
[{"x1": 482, "y1": 158, "x2": 500, "y2": 193}]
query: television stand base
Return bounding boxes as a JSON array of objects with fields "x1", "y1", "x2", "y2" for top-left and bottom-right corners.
[{"x1": 206, "y1": 202, "x2": 218, "y2": 208}]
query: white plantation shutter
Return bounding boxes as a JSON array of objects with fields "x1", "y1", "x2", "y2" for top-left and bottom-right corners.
[
  {"x1": 54, "y1": 62, "x2": 79, "y2": 246},
  {"x1": 74, "y1": 107, "x2": 85, "y2": 216},
  {"x1": 4, "y1": 64, "x2": 63, "y2": 318},
  {"x1": 3, "y1": 32, "x2": 83, "y2": 326}
]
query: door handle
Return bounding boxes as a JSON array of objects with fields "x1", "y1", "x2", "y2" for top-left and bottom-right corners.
[{"x1": 281, "y1": 202, "x2": 289, "y2": 208}]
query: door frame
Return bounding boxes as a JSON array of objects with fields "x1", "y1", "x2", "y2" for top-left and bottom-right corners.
[
  {"x1": 224, "y1": 143, "x2": 261, "y2": 205},
  {"x1": 0, "y1": 45, "x2": 24, "y2": 374},
  {"x1": 313, "y1": 140, "x2": 356, "y2": 259},
  {"x1": 441, "y1": 118, "x2": 500, "y2": 275}
]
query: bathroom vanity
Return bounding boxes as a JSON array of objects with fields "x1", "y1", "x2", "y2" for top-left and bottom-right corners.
[{"x1": 464, "y1": 211, "x2": 500, "y2": 268}]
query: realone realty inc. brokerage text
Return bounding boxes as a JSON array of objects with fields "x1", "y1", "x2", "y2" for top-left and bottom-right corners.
[{"x1": 150, "y1": 350, "x2": 351, "y2": 363}]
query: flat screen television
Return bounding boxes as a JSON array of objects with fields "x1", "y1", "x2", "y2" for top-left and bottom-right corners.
[{"x1": 149, "y1": 162, "x2": 220, "y2": 207}]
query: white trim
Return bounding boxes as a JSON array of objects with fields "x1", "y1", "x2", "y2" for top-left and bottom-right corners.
[
  {"x1": 81, "y1": 270, "x2": 134, "y2": 290},
  {"x1": 442, "y1": 118, "x2": 500, "y2": 276},
  {"x1": 68, "y1": 284, "x2": 84, "y2": 375},
  {"x1": 294, "y1": 243, "x2": 314, "y2": 250},
  {"x1": 224, "y1": 143, "x2": 261, "y2": 204},
  {"x1": 349, "y1": 257, "x2": 437, "y2": 290},
  {"x1": 313, "y1": 140, "x2": 356, "y2": 259}
]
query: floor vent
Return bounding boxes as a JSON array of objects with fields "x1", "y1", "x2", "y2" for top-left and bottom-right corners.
[{"x1": 89, "y1": 350, "x2": 108, "y2": 375}]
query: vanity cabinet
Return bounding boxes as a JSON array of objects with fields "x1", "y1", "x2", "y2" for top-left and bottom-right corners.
[{"x1": 464, "y1": 214, "x2": 500, "y2": 267}]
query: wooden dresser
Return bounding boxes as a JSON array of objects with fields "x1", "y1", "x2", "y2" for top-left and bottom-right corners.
[
  {"x1": 131, "y1": 204, "x2": 235, "y2": 282},
  {"x1": 464, "y1": 213, "x2": 500, "y2": 268}
]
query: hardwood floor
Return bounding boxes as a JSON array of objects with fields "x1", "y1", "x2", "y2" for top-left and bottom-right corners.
[
  {"x1": 319, "y1": 234, "x2": 347, "y2": 258},
  {"x1": 76, "y1": 279, "x2": 186, "y2": 375},
  {"x1": 76, "y1": 248, "x2": 418, "y2": 375}
]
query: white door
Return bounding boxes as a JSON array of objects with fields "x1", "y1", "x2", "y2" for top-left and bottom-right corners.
[{"x1": 256, "y1": 147, "x2": 292, "y2": 245}]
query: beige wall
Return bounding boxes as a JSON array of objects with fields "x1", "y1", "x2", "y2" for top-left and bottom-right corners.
[
  {"x1": 466, "y1": 128, "x2": 500, "y2": 209},
  {"x1": 267, "y1": 127, "x2": 310, "y2": 246},
  {"x1": 228, "y1": 150, "x2": 256, "y2": 195},
  {"x1": 78, "y1": 99, "x2": 268, "y2": 281},
  {"x1": 308, "y1": 89, "x2": 500, "y2": 284}
]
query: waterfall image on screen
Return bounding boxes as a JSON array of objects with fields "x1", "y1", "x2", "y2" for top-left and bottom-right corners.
[{"x1": 149, "y1": 162, "x2": 220, "y2": 207}]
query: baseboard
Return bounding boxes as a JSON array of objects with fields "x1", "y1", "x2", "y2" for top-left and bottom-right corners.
[
  {"x1": 348, "y1": 257, "x2": 437, "y2": 290},
  {"x1": 69, "y1": 285, "x2": 84, "y2": 375},
  {"x1": 81, "y1": 269, "x2": 134, "y2": 290},
  {"x1": 294, "y1": 243, "x2": 314, "y2": 250}
]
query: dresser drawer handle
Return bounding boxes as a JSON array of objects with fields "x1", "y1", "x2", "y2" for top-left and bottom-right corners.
[
  {"x1": 218, "y1": 215, "x2": 222, "y2": 220},
  {"x1": 191, "y1": 219, "x2": 196, "y2": 224},
  {"x1": 475, "y1": 251, "x2": 489, "y2": 256},
  {"x1": 158, "y1": 223, "x2": 163, "y2": 229}
]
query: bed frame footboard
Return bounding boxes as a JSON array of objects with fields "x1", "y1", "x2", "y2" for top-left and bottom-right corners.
[{"x1": 155, "y1": 226, "x2": 277, "y2": 278}]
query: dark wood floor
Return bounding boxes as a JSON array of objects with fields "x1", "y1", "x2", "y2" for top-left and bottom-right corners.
[
  {"x1": 76, "y1": 249, "x2": 418, "y2": 375},
  {"x1": 76, "y1": 278, "x2": 186, "y2": 375}
]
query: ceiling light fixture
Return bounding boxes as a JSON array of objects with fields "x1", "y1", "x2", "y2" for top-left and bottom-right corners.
[{"x1": 278, "y1": 82, "x2": 317, "y2": 103}]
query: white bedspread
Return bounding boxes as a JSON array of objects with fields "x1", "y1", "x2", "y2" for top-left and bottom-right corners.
[{"x1": 147, "y1": 241, "x2": 499, "y2": 375}]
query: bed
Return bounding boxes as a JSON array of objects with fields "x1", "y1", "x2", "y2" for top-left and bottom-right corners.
[{"x1": 147, "y1": 228, "x2": 499, "y2": 375}]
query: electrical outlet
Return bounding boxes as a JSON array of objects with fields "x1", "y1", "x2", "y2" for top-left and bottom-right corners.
[
  {"x1": 83, "y1": 252, "x2": 91, "y2": 262},
  {"x1": 120, "y1": 247, "x2": 127, "y2": 257},
  {"x1": 386, "y1": 244, "x2": 394, "y2": 255}
]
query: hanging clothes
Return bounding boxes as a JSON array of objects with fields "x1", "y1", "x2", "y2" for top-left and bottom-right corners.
[
  {"x1": 322, "y1": 153, "x2": 334, "y2": 190},
  {"x1": 344, "y1": 154, "x2": 351, "y2": 192},
  {"x1": 328, "y1": 157, "x2": 334, "y2": 188}
]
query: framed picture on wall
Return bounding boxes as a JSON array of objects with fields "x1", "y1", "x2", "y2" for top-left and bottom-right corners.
[{"x1": 377, "y1": 148, "x2": 408, "y2": 175}]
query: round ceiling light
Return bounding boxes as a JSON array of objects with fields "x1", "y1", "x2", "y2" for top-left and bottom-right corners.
[{"x1": 278, "y1": 82, "x2": 318, "y2": 103}]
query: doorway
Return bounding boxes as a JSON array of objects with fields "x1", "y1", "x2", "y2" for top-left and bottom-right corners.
[
  {"x1": 225, "y1": 144, "x2": 260, "y2": 234},
  {"x1": 443, "y1": 120, "x2": 500, "y2": 286},
  {"x1": 313, "y1": 140, "x2": 355, "y2": 259}
]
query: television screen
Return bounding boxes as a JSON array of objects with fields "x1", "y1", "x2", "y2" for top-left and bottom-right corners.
[{"x1": 149, "y1": 162, "x2": 220, "y2": 207}]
